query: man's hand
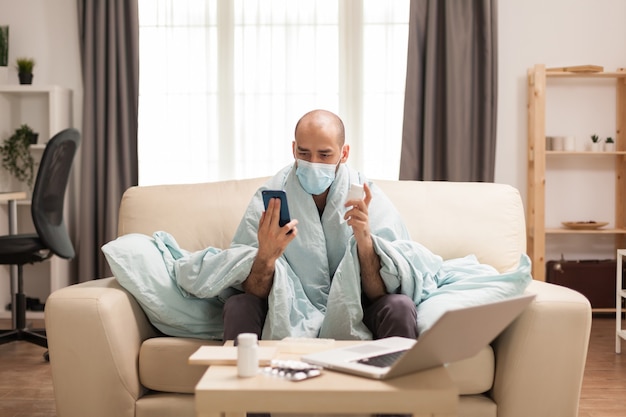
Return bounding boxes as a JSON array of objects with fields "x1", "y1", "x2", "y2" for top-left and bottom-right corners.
[
  {"x1": 344, "y1": 183, "x2": 372, "y2": 244},
  {"x1": 243, "y1": 197, "x2": 298, "y2": 298},
  {"x1": 344, "y1": 183, "x2": 386, "y2": 300}
]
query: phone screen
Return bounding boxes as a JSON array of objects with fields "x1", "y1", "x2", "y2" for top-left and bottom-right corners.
[{"x1": 262, "y1": 190, "x2": 291, "y2": 227}]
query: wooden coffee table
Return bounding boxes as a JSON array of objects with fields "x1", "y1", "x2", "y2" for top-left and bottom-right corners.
[{"x1": 192, "y1": 340, "x2": 457, "y2": 417}]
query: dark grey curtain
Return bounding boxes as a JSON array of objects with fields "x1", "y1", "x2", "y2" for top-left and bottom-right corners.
[
  {"x1": 77, "y1": 0, "x2": 139, "y2": 280},
  {"x1": 400, "y1": 0, "x2": 498, "y2": 182}
]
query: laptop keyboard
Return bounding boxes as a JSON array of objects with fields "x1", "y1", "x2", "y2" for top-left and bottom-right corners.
[{"x1": 356, "y1": 349, "x2": 407, "y2": 368}]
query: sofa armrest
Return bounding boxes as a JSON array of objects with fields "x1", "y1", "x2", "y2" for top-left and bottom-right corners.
[
  {"x1": 491, "y1": 280, "x2": 592, "y2": 417},
  {"x1": 45, "y1": 277, "x2": 160, "y2": 417}
]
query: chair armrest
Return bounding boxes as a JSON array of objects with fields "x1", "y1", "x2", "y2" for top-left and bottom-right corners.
[
  {"x1": 491, "y1": 280, "x2": 592, "y2": 417},
  {"x1": 45, "y1": 277, "x2": 160, "y2": 417}
]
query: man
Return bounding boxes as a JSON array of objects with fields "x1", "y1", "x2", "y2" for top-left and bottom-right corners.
[{"x1": 223, "y1": 109, "x2": 418, "y2": 341}]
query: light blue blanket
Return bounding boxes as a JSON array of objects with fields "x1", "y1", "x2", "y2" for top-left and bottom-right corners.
[{"x1": 103, "y1": 164, "x2": 532, "y2": 340}]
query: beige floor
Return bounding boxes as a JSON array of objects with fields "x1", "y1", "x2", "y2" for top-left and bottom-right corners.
[{"x1": 0, "y1": 317, "x2": 624, "y2": 417}]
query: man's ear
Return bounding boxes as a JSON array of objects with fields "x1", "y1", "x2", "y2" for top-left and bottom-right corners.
[
  {"x1": 341, "y1": 144, "x2": 350, "y2": 163},
  {"x1": 292, "y1": 141, "x2": 297, "y2": 158}
]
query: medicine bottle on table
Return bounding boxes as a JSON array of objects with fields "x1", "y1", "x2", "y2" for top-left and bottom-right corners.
[{"x1": 237, "y1": 333, "x2": 259, "y2": 377}]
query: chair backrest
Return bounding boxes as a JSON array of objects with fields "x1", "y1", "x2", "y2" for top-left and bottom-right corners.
[{"x1": 31, "y1": 128, "x2": 80, "y2": 260}]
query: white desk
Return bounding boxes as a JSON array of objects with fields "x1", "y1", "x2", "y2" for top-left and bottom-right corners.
[
  {"x1": 1, "y1": 191, "x2": 27, "y2": 232},
  {"x1": 1, "y1": 191, "x2": 28, "y2": 328}
]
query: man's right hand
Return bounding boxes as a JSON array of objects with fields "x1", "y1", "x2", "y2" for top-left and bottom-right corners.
[{"x1": 242, "y1": 197, "x2": 298, "y2": 298}]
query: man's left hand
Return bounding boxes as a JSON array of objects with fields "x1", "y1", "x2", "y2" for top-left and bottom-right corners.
[
  {"x1": 344, "y1": 182, "x2": 372, "y2": 246},
  {"x1": 344, "y1": 182, "x2": 386, "y2": 300}
]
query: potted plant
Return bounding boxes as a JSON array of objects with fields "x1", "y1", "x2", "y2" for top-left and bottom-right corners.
[
  {"x1": 0, "y1": 124, "x2": 37, "y2": 188},
  {"x1": 16, "y1": 57, "x2": 35, "y2": 85},
  {"x1": 590, "y1": 134, "x2": 602, "y2": 152},
  {"x1": 604, "y1": 137, "x2": 615, "y2": 152}
]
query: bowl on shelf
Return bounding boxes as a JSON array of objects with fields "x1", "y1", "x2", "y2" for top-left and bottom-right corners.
[{"x1": 561, "y1": 221, "x2": 609, "y2": 230}]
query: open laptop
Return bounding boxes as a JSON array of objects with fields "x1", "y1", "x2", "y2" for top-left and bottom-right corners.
[{"x1": 301, "y1": 294, "x2": 535, "y2": 380}]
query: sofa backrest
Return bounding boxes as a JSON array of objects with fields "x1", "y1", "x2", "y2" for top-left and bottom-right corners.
[
  {"x1": 375, "y1": 180, "x2": 526, "y2": 273},
  {"x1": 118, "y1": 177, "x2": 268, "y2": 252},
  {"x1": 118, "y1": 178, "x2": 526, "y2": 273}
]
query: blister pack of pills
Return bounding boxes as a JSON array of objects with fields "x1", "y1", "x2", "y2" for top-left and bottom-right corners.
[{"x1": 261, "y1": 359, "x2": 322, "y2": 382}]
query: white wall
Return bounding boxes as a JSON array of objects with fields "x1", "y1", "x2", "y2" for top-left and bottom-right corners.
[
  {"x1": 497, "y1": 0, "x2": 626, "y2": 190},
  {"x1": 497, "y1": 0, "x2": 626, "y2": 262},
  {"x1": 1, "y1": 0, "x2": 625, "y2": 258},
  {"x1": 0, "y1": 0, "x2": 82, "y2": 220},
  {"x1": 2, "y1": 0, "x2": 624, "y2": 190},
  {"x1": 0, "y1": 0, "x2": 81, "y2": 304},
  {"x1": 0, "y1": 0, "x2": 82, "y2": 123}
]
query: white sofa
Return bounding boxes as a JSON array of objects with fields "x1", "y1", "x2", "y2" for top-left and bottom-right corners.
[{"x1": 45, "y1": 177, "x2": 592, "y2": 417}]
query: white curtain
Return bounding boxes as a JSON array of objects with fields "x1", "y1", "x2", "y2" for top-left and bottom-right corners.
[{"x1": 138, "y1": 0, "x2": 408, "y2": 185}]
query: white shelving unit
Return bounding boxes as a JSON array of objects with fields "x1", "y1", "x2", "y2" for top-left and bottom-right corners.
[
  {"x1": 0, "y1": 85, "x2": 73, "y2": 319},
  {"x1": 0, "y1": 85, "x2": 72, "y2": 142}
]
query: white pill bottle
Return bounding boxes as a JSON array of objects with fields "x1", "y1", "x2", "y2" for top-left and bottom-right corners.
[{"x1": 237, "y1": 333, "x2": 259, "y2": 377}]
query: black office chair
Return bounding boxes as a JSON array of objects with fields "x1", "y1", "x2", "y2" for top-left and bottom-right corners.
[{"x1": 0, "y1": 128, "x2": 79, "y2": 349}]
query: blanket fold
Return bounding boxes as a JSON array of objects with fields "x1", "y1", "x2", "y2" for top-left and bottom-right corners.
[
  {"x1": 103, "y1": 164, "x2": 532, "y2": 340},
  {"x1": 159, "y1": 231, "x2": 532, "y2": 339}
]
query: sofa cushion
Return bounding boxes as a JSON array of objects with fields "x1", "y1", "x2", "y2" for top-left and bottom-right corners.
[
  {"x1": 446, "y1": 346, "x2": 495, "y2": 394},
  {"x1": 139, "y1": 337, "x2": 220, "y2": 393},
  {"x1": 139, "y1": 337, "x2": 494, "y2": 395}
]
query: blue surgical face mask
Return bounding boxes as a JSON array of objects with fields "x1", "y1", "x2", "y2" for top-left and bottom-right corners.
[{"x1": 295, "y1": 159, "x2": 340, "y2": 195}]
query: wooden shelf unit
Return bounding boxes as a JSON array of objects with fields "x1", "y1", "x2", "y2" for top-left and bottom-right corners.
[{"x1": 527, "y1": 64, "x2": 626, "y2": 281}]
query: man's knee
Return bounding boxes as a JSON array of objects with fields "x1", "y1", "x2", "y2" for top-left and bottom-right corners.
[
  {"x1": 222, "y1": 293, "x2": 268, "y2": 341},
  {"x1": 383, "y1": 294, "x2": 418, "y2": 339},
  {"x1": 384, "y1": 294, "x2": 417, "y2": 320},
  {"x1": 365, "y1": 293, "x2": 418, "y2": 339},
  {"x1": 223, "y1": 293, "x2": 265, "y2": 316}
]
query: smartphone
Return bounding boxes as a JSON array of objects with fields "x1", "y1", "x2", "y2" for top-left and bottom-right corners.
[{"x1": 262, "y1": 190, "x2": 291, "y2": 227}]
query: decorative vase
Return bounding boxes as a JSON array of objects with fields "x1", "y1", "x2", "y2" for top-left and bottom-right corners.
[{"x1": 18, "y1": 72, "x2": 33, "y2": 85}]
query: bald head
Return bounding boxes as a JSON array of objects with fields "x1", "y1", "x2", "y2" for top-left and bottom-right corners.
[
  {"x1": 292, "y1": 109, "x2": 350, "y2": 167},
  {"x1": 294, "y1": 109, "x2": 345, "y2": 147}
]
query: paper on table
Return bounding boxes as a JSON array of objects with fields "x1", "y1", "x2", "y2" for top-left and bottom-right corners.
[
  {"x1": 278, "y1": 337, "x2": 336, "y2": 354},
  {"x1": 188, "y1": 346, "x2": 278, "y2": 366}
]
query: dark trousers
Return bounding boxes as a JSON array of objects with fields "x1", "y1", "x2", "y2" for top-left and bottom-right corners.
[{"x1": 222, "y1": 292, "x2": 418, "y2": 341}]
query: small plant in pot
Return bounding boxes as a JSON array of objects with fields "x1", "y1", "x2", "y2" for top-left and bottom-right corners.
[
  {"x1": 604, "y1": 137, "x2": 615, "y2": 152},
  {"x1": 15, "y1": 57, "x2": 35, "y2": 85},
  {"x1": 590, "y1": 134, "x2": 602, "y2": 152},
  {"x1": 0, "y1": 124, "x2": 38, "y2": 188}
]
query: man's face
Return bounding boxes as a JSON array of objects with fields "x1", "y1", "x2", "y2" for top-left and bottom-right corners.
[{"x1": 292, "y1": 127, "x2": 347, "y2": 165}]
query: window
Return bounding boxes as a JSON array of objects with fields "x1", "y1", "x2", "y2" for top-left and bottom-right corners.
[{"x1": 138, "y1": 0, "x2": 408, "y2": 185}]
